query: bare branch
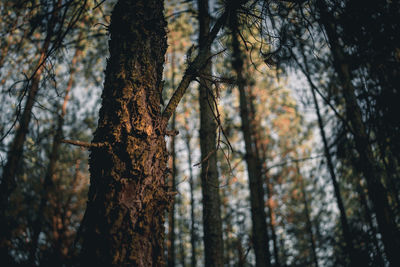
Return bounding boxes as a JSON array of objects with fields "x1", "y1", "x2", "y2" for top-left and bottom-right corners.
[{"x1": 61, "y1": 139, "x2": 105, "y2": 148}]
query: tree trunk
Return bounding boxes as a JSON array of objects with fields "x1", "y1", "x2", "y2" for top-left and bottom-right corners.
[
  {"x1": 356, "y1": 179, "x2": 385, "y2": 266},
  {"x1": 297, "y1": 46, "x2": 357, "y2": 266},
  {"x1": 262, "y1": 148, "x2": 281, "y2": 267},
  {"x1": 296, "y1": 163, "x2": 319, "y2": 267},
  {"x1": 76, "y1": 0, "x2": 169, "y2": 265},
  {"x1": 230, "y1": 13, "x2": 271, "y2": 267},
  {"x1": 197, "y1": 0, "x2": 224, "y2": 266},
  {"x1": 317, "y1": 2, "x2": 400, "y2": 265},
  {"x1": 184, "y1": 122, "x2": 197, "y2": 267},
  {"x1": 167, "y1": 113, "x2": 176, "y2": 267}
]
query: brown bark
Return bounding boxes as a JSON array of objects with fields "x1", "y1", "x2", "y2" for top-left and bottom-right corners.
[
  {"x1": 317, "y1": 2, "x2": 400, "y2": 265},
  {"x1": 197, "y1": 1, "x2": 224, "y2": 266},
  {"x1": 76, "y1": 1, "x2": 169, "y2": 265},
  {"x1": 230, "y1": 12, "x2": 271, "y2": 267}
]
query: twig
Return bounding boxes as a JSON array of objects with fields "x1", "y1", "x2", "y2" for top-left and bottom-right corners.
[{"x1": 61, "y1": 139, "x2": 105, "y2": 148}]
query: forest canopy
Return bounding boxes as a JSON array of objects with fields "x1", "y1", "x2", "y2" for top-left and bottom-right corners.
[{"x1": 0, "y1": 0, "x2": 399, "y2": 266}]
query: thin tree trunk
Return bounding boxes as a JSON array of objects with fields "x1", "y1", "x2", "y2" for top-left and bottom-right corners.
[
  {"x1": 356, "y1": 179, "x2": 385, "y2": 266},
  {"x1": 197, "y1": 0, "x2": 224, "y2": 266},
  {"x1": 167, "y1": 113, "x2": 177, "y2": 267},
  {"x1": 177, "y1": 206, "x2": 186, "y2": 267},
  {"x1": 296, "y1": 163, "x2": 319, "y2": 267},
  {"x1": 167, "y1": 38, "x2": 177, "y2": 267},
  {"x1": 317, "y1": 2, "x2": 400, "y2": 265},
  {"x1": 262, "y1": 148, "x2": 281, "y2": 267},
  {"x1": 309, "y1": 81, "x2": 358, "y2": 266},
  {"x1": 184, "y1": 123, "x2": 197, "y2": 267},
  {"x1": 76, "y1": 1, "x2": 169, "y2": 265},
  {"x1": 230, "y1": 12, "x2": 271, "y2": 267},
  {"x1": 296, "y1": 46, "x2": 357, "y2": 266}
]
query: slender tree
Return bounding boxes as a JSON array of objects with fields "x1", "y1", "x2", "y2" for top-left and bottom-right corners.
[
  {"x1": 197, "y1": 0, "x2": 224, "y2": 265},
  {"x1": 292, "y1": 44, "x2": 357, "y2": 266},
  {"x1": 167, "y1": 114, "x2": 177, "y2": 267},
  {"x1": 229, "y1": 10, "x2": 271, "y2": 267},
  {"x1": 183, "y1": 119, "x2": 197, "y2": 267},
  {"x1": 296, "y1": 162, "x2": 319, "y2": 267}
]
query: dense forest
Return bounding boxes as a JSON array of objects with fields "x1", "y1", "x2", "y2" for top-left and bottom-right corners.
[{"x1": 0, "y1": 0, "x2": 399, "y2": 266}]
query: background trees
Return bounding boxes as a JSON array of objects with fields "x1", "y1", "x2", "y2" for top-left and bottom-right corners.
[{"x1": 0, "y1": 0, "x2": 398, "y2": 266}]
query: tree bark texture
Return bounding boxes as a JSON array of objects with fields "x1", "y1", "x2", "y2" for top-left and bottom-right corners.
[
  {"x1": 198, "y1": 0, "x2": 224, "y2": 266},
  {"x1": 76, "y1": 0, "x2": 169, "y2": 265}
]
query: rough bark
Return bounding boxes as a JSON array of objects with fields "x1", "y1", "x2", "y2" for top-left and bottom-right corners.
[
  {"x1": 198, "y1": 0, "x2": 224, "y2": 266},
  {"x1": 230, "y1": 12, "x2": 271, "y2": 267},
  {"x1": 76, "y1": 1, "x2": 169, "y2": 265},
  {"x1": 317, "y1": 2, "x2": 400, "y2": 265}
]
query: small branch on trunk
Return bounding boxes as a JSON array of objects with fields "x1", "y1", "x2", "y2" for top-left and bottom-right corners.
[{"x1": 61, "y1": 139, "x2": 106, "y2": 148}]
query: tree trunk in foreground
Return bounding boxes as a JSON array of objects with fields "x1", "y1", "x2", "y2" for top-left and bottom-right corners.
[
  {"x1": 197, "y1": 0, "x2": 224, "y2": 266},
  {"x1": 76, "y1": 0, "x2": 168, "y2": 265}
]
